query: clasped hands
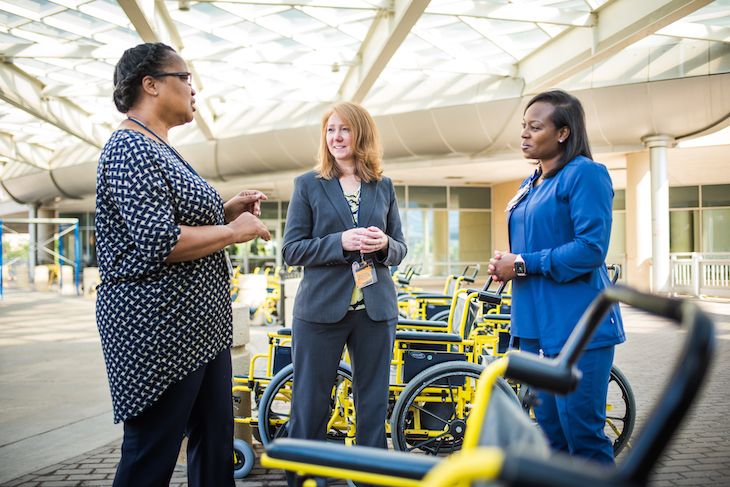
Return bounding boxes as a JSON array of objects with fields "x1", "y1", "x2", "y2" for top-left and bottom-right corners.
[
  {"x1": 487, "y1": 250, "x2": 518, "y2": 283},
  {"x1": 342, "y1": 227, "x2": 389, "y2": 253},
  {"x1": 225, "y1": 190, "x2": 271, "y2": 242}
]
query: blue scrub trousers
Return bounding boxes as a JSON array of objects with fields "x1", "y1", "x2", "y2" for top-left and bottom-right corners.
[{"x1": 516, "y1": 337, "x2": 615, "y2": 465}]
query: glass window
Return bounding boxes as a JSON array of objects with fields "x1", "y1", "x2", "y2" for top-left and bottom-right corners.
[
  {"x1": 613, "y1": 189, "x2": 625, "y2": 211},
  {"x1": 670, "y1": 210, "x2": 700, "y2": 253},
  {"x1": 408, "y1": 186, "x2": 447, "y2": 209},
  {"x1": 701, "y1": 184, "x2": 730, "y2": 208},
  {"x1": 394, "y1": 185, "x2": 406, "y2": 206},
  {"x1": 405, "y1": 209, "x2": 448, "y2": 275},
  {"x1": 260, "y1": 201, "x2": 279, "y2": 220},
  {"x1": 702, "y1": 209, "x2": 730, "y2": 252},
  {"x1": 449, "y1": 187, "x2": 491, "y2": 209},
  {"x1": 669, "y1": 186, "x2": 699, "y2": 208}
]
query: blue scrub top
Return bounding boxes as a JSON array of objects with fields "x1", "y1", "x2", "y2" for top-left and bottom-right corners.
[{"x1": 508, "y1": 156, "x2": 625, "y2": 355}]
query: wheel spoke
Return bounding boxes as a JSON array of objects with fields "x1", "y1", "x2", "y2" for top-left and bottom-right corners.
[{"x1": 412, "y1": 403, "x2": 449, "y2": 424}]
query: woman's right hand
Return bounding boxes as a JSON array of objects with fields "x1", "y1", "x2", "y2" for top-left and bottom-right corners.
[
  {"x1": 341, "y1": 228, "x2": 365, "y2": 251},
  {"x1": 227, "y1": 212, "x2": 271, "y2": 243}
]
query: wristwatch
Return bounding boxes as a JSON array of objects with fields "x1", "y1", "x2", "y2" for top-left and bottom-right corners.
[{"x1": 514, "y1": 254, "x2": 527, "y2": 277}]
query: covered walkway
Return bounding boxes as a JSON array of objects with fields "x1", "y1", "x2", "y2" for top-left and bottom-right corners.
[{"x1": 1, "y1": 290, "x2": 729, "y2": 486}]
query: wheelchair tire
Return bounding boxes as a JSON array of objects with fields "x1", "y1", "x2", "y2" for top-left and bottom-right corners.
[
  {"x1": 429, "y1": 309, "x2": 450, "y2": 322},
  {"x1": 233, "y1": 439, "x2": 255, "y2": 479},
  {"x1": 257, "y1": 362, "x2": 354, "y2": 447},
  {"x1": 390, "y1": 361, "x2": 518, "y2": 455},
  {"x1": 519, "y1": 363, "x2": 636, "y2": 458},
  {"x1": 606, "y1": 364, "x2": 635, "y2": 456}
]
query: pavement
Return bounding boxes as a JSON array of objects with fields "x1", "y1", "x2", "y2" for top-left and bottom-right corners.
[{"x1": 1, "y1": 288, "x2": 729, "y2": 486}]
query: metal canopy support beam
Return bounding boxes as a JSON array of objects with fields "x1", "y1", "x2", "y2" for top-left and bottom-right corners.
[
  {"x1": 338, "y1": 0, "x2": 431, "y2": 103},
  {"x1": 517, "y1": 0, "x2": 712, "y2": 95},
  {"x1": 119, "y1": 0, "x2": 215, "y2": 141},
  {"x1": 0, "y1": 63, "x2": 108, "y2": 148}
]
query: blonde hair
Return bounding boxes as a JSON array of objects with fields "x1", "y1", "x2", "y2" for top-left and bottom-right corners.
[{"x1": 315, "y1": 102, "x2": 383, "y2": 182}]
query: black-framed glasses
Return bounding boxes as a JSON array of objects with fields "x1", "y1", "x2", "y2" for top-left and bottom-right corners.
[{"x1": 150, "y1": 71, "x2": 192, "y2": 85}]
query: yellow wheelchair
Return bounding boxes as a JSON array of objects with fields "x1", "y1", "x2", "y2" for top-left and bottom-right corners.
[
  {"x1": 261, "y1": 285, "x2": 716, "y2": 487},
  {"x1": 397, "y1": 264, "x2": 480, "y2": 320}
]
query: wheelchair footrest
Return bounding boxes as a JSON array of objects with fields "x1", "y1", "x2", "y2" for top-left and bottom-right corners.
[{"x1": 266, "y1": 439, "x2": 438, "y2": 480}]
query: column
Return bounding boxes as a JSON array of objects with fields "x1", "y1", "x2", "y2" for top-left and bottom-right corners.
[
  {"x1": 642, "y1": 135, "x2": 675, "y2": 293},
  {"x1": 28, "y1": 203, "x2": 37, "y2": 283}
]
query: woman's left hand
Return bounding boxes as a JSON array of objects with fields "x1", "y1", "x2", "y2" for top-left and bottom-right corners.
[
  {"x1": 224, "y1": 190, "x2": 267, "y2": 223},
  {"x1": 487, "y1": 250, "x2": 518, "y2": 282},
  {"x1": 359, "y1": 226, "x2": 389, "y2": 253}
]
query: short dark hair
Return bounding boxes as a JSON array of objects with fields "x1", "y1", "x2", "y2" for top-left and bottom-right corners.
[
  {"x1": 112, "y1": 43, "x2": 176, "y2": 113},
  {"x1": 525, "y1": 90, "x2": 592, "y2": 177}
]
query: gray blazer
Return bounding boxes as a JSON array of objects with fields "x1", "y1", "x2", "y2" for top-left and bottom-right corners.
[{"x1": 283, "y1": 171, "x2": 407, "y2": 323}]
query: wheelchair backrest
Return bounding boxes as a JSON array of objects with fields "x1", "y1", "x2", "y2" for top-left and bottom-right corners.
[{"x1": 451, "y1": 289, "x2": 480, "y2": 339}]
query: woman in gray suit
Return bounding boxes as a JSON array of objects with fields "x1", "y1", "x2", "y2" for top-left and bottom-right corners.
[{"x1": 282, "y1": 101, "x2": 407, "y2": 483}]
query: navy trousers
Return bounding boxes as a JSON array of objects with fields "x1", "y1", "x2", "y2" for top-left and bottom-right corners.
[
  {"x1": 113, "y1": 348, "x2": 235, "y2": 487},
  {"x1": 286, "y1": 310, "x2": 396, "y2": 486},
  {"x1": 516, "y1": 337, "x2": 615, "y2": 465}
]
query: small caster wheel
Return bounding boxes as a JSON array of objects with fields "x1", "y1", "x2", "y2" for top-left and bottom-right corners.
[{"x1": 233, "y1": 439, "x2": 255, "y2": 479}]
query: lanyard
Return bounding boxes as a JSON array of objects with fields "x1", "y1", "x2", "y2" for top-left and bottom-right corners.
[{"x1": 126, "y1": 117, "x2": 200, "y2": 177}]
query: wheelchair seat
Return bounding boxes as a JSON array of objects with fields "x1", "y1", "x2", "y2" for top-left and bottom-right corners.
[{"x1": 266, "y1": 438, "x2": 438, "y2": 480}]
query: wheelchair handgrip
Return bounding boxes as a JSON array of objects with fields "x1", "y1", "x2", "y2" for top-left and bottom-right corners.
[
  {"x1": 505, "y1": 353, "x2": 581, "y2": 395},
  {"x1": 462, "y1": 276, "x2": 476, "y2": 283}
]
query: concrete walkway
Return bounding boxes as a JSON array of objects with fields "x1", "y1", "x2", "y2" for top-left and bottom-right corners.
[{"x1": 1, "y1": 289, "x2": 729, "y2": 486}]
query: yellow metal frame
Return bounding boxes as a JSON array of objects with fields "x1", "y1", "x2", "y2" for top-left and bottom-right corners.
[{"x1": 260, "y1": 356, "x2": 511, "y2": 486}]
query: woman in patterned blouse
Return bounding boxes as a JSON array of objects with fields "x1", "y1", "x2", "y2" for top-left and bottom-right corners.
[{"x1": 96, "y1": 42, "x2": 270, "y2": 486}]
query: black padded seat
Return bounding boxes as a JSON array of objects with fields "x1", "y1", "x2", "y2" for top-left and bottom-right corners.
[
  {"x1": 266, "y1": 439, "x2": 438, "y2": 480},
  {"x1": 275, "y1": 328, "x2": 292, "y2": 336},
  {"x1": 397, "y1": 318, "x2": 449, "y2": 328},
  {"x1": 395, "y1": 331, "x2": 462, "y2": 342}
]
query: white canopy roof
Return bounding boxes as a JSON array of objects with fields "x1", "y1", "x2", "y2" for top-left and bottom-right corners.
[{"x1": 0, "y1": 0, "x2": 729, "y2": 204}]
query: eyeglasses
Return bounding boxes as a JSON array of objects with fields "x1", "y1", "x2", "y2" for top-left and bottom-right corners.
[{"x1": 150, "y1": 71, "x2": 192, "y2": 85}]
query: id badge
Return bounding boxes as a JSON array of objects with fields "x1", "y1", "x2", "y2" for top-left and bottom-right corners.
[{"x1": 352, "y1": 259, "x2": 378, "y2": 289}]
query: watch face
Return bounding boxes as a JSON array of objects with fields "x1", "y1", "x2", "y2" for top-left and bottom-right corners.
[{"x1": 514, "y1": 261, "x2": 526, "y2": 276}]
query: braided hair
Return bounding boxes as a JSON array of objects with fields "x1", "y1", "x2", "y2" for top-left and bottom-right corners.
[{"x1": 113, "y1": 43, "x2": 176, "y2": 113}]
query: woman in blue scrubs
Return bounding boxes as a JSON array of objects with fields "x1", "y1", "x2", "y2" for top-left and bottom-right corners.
[{"x1": 487, "y1": 90, "x2": 625, "y2": 464}]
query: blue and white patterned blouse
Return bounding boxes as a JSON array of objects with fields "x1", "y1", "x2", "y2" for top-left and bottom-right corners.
[{"x1": 95, "y1": 129, "x2": 231, "y2": 423}]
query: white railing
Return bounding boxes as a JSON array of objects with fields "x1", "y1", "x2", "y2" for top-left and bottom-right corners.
[{"x1": 671, "y1": 252, "x2": 730, "y2": 298}]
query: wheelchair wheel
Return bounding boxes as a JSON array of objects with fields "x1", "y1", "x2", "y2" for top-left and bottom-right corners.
[
  {"x1": 429, "y1": 309, "x2": 450, "y2": 322},
  {"x1": 606, "y1": 364, "x2": 635, "y2": 456},
  {"x1": 233, "y1": 439, "x2": 255, "y2": 479},
  {"x1": 390, "y1": 361, "x2": 518, "y2": 455},
  {"x1": 257, "y1": 362, "x2": 354, "y2": 447}
]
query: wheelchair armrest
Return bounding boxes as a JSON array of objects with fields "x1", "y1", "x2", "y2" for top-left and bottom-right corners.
[
  {"x1": 395, "y1": 330, "x2": 463, "y2": 343},
  {"x1": 481, "y1": 314, "x2": 511, "y2": 322},
  {"x1": 501, "y1": 451, "x2": 624, "y2": 487},
  {"x1": 397, "y1": 318, "x2": 449, "y2": 328},
  {"x1": 412, "y1": 293, "x2": 451, "y2": 300},
  {"x1": 266, "y1": 439, "x2": 438, "y2": 480}
]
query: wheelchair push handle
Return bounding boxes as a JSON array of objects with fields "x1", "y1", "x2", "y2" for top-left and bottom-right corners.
[
  {"x1": 607, "y1": 263, "x2": 621, "y2": 285},
  {"x1": 460, "y1": 263, "x2": 480, "y2": 283},
  {"x1": 467, "y1": 279, "x2": 507, "y2": 306},
  {"x1": 501, "y1": 285, "x2": 715, "y2": 487}
]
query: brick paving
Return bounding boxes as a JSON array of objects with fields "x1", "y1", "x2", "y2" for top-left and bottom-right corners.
[{"x1": 2, "y1": 301, "x2": 729, "y2": 487}]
